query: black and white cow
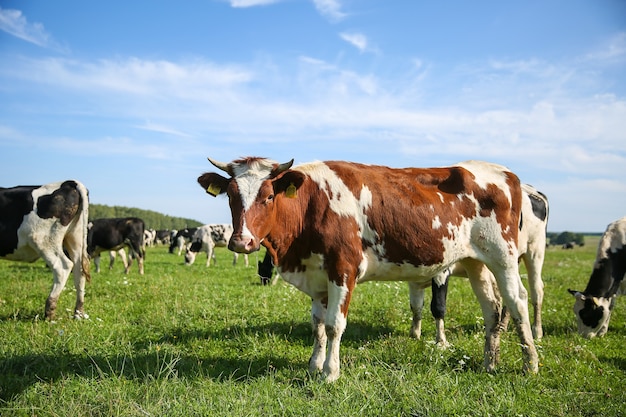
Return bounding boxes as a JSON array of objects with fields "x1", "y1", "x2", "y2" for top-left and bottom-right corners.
[
  {"x1": 155, "y1": 229, "x2": 172, "y2": 246},
  {"x1": 169, "y1": 228, "x2": 197, "y2": 256},
  {"x1": 184, "y1": 224, "x2": 249, "y2": 267},
  {"x1": 0, "y1": 180, "x2": 91, "y2": 320},
  {"x1": 568, "y1": 216, "x2": 626, "y2": 338},
  {"x1": 409, "y1": 183, "x2": 549, "y2": 344},
  {"x1": 87, "y1": 217, "x2": 146, "y2": 275},
  {"x1": 144, "y1": 229, "x2": 156, "y2": 247}
]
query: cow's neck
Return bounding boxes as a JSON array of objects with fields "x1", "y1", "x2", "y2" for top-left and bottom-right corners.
[{"x1": 585, "y1": 246, "x2": 626, "y2": 298}]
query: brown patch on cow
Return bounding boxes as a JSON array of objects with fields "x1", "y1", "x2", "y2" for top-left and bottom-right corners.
[{"x1": 37, "y1": 181, "x2": 81, "y2": 226}]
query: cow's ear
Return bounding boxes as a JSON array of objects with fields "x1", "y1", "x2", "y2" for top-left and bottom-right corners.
[
  {"x1": 198, "y1": 173, "x2": 229, "y2": 197},
  {"x1": 273, "y1": 171, "x2": 306, "y2": 199},
  {"x1": 568, "y1": 289, "x2": 585, "y2": 300}
]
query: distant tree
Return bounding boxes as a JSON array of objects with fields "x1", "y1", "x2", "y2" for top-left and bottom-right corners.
[
  {"x1": 89, "y1": 204, "x2": 202, "y2": 230},
  {"x1": 551, "y1": 231, "x2": 585, "y2": 246}
]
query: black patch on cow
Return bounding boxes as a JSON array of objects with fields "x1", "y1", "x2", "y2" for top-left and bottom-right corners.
[
  {"x1": 0, "y1": 185, "x2": 37, "y2": 257},
  {"x1": 528, "y1": 192, "x2": 548, "y2": 222},
  {"x1": 579, "y1": 299, "x2": 605, "y2": 328},
  {"x1": 189, "y1": 241, "x2": 203, "y2": 252},
  {"x1": 37, "y1": 180, "x2": 81, "y2": 226},
  {"x1": 430, "y1": 274, "x2": 449, "y2": 320},
  {"x1": 606, "y1": 245, "x2": 626, "y2": 296},
  {"x1": 258, "y1": 251, "x2": 274, "y2": 285},
  {"x1": 584, "y1": 245, "x2": 626, "y2": 299}
]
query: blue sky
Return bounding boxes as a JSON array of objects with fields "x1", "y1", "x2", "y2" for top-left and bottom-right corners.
[{"x1": 1, "y1": 0, "x2": 625, "y2": 232}]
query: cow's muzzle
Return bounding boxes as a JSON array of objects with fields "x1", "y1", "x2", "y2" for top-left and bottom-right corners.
[{"x1": 229, "y1": 234, "x2": 260, "y2": 254}]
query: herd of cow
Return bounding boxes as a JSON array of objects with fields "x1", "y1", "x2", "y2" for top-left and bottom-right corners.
[{"x1": 1, "y1": 157, "x2": 624, "y2": 382}]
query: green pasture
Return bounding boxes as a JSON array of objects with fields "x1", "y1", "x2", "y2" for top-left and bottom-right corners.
[{"x1": 0, "y1": 237, "x2": 624, "y2": 416}]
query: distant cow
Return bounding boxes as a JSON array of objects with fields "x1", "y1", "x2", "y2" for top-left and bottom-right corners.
[
  {"x1": 184, "y1": 224, "x2": 249, "y2": 267},
  {"x1": 568, "y1": 216, "x2": 626, "y2": 338},
  {"x1": 169, "y1": 228, "x2": 197, "y2": 256},
  {"x1": 0, "y1": 180, "x2": 91, "y2": 320},
  {"x1": 198, "y1": 157, "x2": 538, "y2": 380},
  {"x1": 410, "y1": 183, "x2": 549, "y2": 343},
  {"x1": 144, "y1": 229, "x2": 156, "y2": 247},
  {"x1": 88, "y1": 217, "x2": 145, "y2": 275},
  {"x1": 155, "y1": 229, "x2": 172, "y2": 245}
]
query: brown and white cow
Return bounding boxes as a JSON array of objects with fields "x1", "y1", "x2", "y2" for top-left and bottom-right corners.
[
  {"x1": 568, "y1": 216, "x2": 626, "y2": 338},
  {"x1": 198, "y1": 157, "x2": 539, "y2": 381},
  {"x1": 409, "y1": 183, "x2": 549, "y2": 344},
  {"x1": 0, "y1": 180, "x2": 91, "y2": 320}
]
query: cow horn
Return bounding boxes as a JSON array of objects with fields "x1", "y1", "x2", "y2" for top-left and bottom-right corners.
[
  {"x1": 276, "y1": 159, "x2": 294, "y2": 174},
  {"x1": 207, "y1": 157, "x2": 230, "y2": 174}
]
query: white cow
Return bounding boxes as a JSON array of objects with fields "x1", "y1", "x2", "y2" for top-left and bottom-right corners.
[
  {"x1": 0, "y1": 180, "x2": 91, "y2": 320},
  {"x1": 184, "y1": 224, "x2": 249, "y2": 267}
]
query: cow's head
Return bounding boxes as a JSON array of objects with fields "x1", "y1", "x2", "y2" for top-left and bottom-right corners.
[
  {"x1": 198, "y1": 157, "x2": 305, "y2": 254},
  {"x1": 568, "y1": 289, "x2": 615, "y2": 338}
]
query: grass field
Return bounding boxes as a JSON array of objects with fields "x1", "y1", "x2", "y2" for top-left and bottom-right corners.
[{"x1": 0, "y1": 237, "x2": 624, "y2": 416}]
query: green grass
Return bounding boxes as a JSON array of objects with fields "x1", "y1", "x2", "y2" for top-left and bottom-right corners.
[{"x1": 0, "y1": 238, "x2": 624, "y2": 416}]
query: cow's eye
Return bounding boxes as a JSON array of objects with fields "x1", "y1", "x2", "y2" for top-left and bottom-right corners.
[{"x1": 266, "y1": 194, "x2": 274, "y2": 203}]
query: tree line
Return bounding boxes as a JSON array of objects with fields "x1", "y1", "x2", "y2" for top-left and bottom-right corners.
[
  {"x1": 89, "y1": 204, "x2": 203, "y2": 230},
  {"x1": 546, "y1": 231, "x2": 586, "y2": 246}
]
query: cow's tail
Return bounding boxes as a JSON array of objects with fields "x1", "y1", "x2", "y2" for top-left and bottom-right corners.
[{"x1": 76, "y1": 181, "x2": 92, "y2": 282}]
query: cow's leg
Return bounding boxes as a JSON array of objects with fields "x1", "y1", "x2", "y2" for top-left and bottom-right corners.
[
  {"x1": 64, "y1": 234, "x2": 88, "y2": 319},
  {"x1": 39, "y1": 248, "x2": 73, "y2": 320},
  {"x1": 522, "y1": 251, "x2": 545, "y2": 340},
  {"x1": 489, "y1": 260, "x2": 539, "y2": 374},
  {"x1": 118, "y1": 249, "x2": 128, "y2": 273},
  {"x1": 309, "y1": 298, "x2": 327, "y2": 375},
  {"x1": 94, "y1": 254, "x2": 102, "y2": 273},
  {"x1": 243, "y1": 254, "x2": 249, "y2": 267},
  {"x1": 431, "y1": 272, "x2": 450, "y2": 346},
  {"x1": 108, "y1": 251, "x2": 116, "y2": 270},
  {"x1": 322, "y1": 281, "x2": 352, "y2": 382},
  {"x1": 463, "y1": 260, "x2": 503, "y2": 373},
  {"x1": 232, "y1": 252, "x2": 237, "y2": 266},
  {"x1": 127, "y1": 243, "x2": 144, "y2": 275},
  {"x1": 408, "y1": 281, "x2": 426, "y2": 339},
  {"x1": 207, "y1": 246, "x2": 215, "y2": 267}
]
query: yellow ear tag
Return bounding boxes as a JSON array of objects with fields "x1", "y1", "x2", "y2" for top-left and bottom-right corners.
[
  {"x1": 285, "y1": 183, "x2": 297, "y2": 198},
  {"x1": 206, "y1": 183, "x2": 221, "y2": 196}
]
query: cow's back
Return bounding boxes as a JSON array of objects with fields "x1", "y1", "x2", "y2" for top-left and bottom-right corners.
[{"x1": 297, "y1": 160, "x2": 521, "y2": 281}]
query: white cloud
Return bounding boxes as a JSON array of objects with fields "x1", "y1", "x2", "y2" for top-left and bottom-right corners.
[
  {"x1": 0, "y1": 7, "x2": 66, "y2": 52},
  {"x1": 229, "y1": 0, "x2": 282, "y2": 7},
  {"x1": 339, "y1": 31, "x2": 368, "y2": 52},
  {"x1": 312, "y1": 0, "x2": 346, "y2": 22},
  {"x1": 135, "y1": 121, "x2": 194, "y2": 138}
]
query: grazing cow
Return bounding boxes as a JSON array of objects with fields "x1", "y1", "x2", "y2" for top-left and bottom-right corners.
[
  {"x1": 0, "y1": 180, "x2": 91, "y2": 320},
  {"x1": 144, "y1": 229, "x2": 157, "y2": 247},
  {"x1": 155, "y1": 229, "x2": 172, "y2": 246},
  {"x1": 87, "y1": 217, "x2": 145, "y2": 275},
  {"x1": 198, "y1": 157, "x2": 538, "y2": 381},
  {"x1": 410, "y1": 183, "x2": 549, "y2": 343},
  {"x1": 184, "y1": 224, "x2": 249, "y2": 267},
  {"x1": 568, "y1": 216, "x2": 626, "y2": 338},
  {"x1": 169, "y1": 228, "x2": 197, "y2": 255}
]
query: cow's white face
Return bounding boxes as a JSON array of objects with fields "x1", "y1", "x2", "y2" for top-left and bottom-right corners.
[{"x1": 572, "y1": 294, "x2": 614, "y2": 338}]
